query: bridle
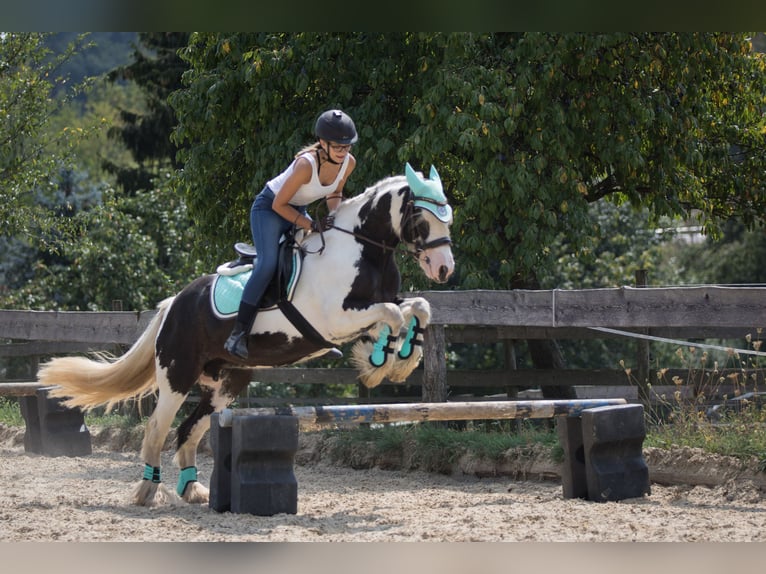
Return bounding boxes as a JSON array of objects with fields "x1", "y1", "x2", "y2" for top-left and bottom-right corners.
[
  {"x1": 397, "y1": 192, "x2": 453, "y2": 267},
  {"x1": 316, "y1": 187, "x2": 452, "y2": 263}
]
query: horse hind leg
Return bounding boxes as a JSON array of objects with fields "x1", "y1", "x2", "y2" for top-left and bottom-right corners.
[{"x1": 132, "y1": 365, "x2": 187, "y2": 507}]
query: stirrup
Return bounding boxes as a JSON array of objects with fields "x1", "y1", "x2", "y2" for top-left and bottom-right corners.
[{"x1": 224, "y1": 328, "x2": 249, "y2": 359}]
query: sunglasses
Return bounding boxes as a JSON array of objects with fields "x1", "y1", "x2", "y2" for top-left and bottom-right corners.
[{"x1": 328, "y1": 143, "x2": 352, "y2": 152}]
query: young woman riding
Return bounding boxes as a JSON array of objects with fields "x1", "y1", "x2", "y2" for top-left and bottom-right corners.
[{"x1": 224, "y1": 109, "x2": 358, "y2": 359}]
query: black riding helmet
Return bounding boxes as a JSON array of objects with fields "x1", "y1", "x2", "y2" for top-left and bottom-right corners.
[{"x1": 315, "y1": 109, "x2": 358, "y2": 145}]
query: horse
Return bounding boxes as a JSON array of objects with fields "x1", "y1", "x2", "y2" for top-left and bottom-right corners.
[{"x1": 38, "y1": 163, "x2": 455, "y2": 507}]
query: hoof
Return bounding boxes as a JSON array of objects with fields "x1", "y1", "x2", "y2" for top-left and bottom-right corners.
[
  {"x1": 182, "y1": 481, "x2": 210, "y2": 505},
  {"x1": 132, "y1": 481, "x2": 179, "y2": 507}
]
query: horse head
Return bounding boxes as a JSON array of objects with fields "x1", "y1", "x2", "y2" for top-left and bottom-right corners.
[
  {"x1": 402, "y1": 163, "x2": 455, "y2": 284},
  {"x1": 327, "y1": 163, "x2": 455, "y2": 284}
]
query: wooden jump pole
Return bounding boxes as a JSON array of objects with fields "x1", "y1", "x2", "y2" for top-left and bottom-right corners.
[
  {"x1": 218, "y1": 398, "x2": 628, "y2": 429},
  {"x1": 0, "y1": 382, "x2": 48, "y2": 397}
]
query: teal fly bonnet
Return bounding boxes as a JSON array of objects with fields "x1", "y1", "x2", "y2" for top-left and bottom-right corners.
[{"x1": 404, "y1": 163, "x2": 453, "y2": 223}]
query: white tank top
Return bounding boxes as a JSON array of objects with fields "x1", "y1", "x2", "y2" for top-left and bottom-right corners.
[{"x1": 267, "y1": 151, "x2": 350, "y2": 206}]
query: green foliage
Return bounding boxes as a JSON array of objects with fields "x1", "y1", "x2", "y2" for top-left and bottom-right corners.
[
  {"x1": 0, "y1": 176, "x2": 204, "y2": 311},
  {"x1": 0, "y1": 398, "x2": 24, "y2": 426},
  {"x1": 0, "y1": 33, "x2": 97, "y2": 242},
  {"x1": 0, "y1": 33, "x2": 204, "y2": 312},
  {"x1": 104, "y1": 33, "x2": 190, "y2": 194},
  {"x1": 542, "y1": 200, "x2": 679, "y2": 289},
  {"x1": 48, "y1": 80, "x2": 147, "y2": 188},
  {"x1": 170, "y1": 33, "x2": 766, "y2": 289},
  {"x1": 43, "y1": 33, "x2": 137, "y2": 88},
  {"x1": 670, "y1": 221, "x2": 766, "y2": 286}
]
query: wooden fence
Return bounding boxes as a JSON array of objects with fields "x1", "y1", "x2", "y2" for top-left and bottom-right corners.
[{"x1": 2, "y1": 286, "x2": 765, "y2": 405}]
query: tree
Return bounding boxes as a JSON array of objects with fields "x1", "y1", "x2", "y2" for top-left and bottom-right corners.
[
  {"x1": 0, "y1": 32, "x2": 95, "y2": 241},
  {"x1": 673, "y1": 221, "x2": 766, "y2": 286},
  {"x1": 0, "y1": 33, "x2": 203, "y2": 312},
  {"x1": 169, "y1": 32, "x2": 439, "y2": 265},
  {"x1": 104, "y1": 32, "x2": 189, "y2": 195},
  {"x1": 171, "y1": 33, "x2": 766, "y2": 286},
  {"x1": 403, "y1": 33, "x2": 766, "y2": 290}
]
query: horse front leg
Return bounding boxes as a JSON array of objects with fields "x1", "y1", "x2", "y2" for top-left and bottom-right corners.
[
  {"x1": 388, "y1": 296, "x2": 432, "y2": 383},
  {"x1": 345, "y1": 302, "x2": 406, "y2": 388},
  {"x1": 173, "y1": 386, "x2": 214, "y2": 504}
]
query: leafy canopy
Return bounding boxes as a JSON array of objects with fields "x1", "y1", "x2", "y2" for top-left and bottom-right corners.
[
  {"x1": 170, "y1": 33, "x2": 766, "y2": 289},
  {"x1": 0, "y1": 33, "x2": 97, "y2": 242}
]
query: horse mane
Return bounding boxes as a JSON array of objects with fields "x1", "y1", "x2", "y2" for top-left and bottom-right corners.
[{"x1": 333, "y1": 174, "x2": 407, "y2": 225}]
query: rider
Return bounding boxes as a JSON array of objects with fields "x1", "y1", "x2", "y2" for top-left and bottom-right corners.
[{"x1": 224, "y1": 109, "x2": 358, "y2": 359}]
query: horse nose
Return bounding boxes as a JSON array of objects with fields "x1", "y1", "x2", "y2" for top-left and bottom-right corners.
[{"x1": 420, "y1": 248, "x2": 454, "y2": 283}]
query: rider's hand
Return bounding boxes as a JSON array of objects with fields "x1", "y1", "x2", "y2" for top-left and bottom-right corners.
[
  {"x1": 319, "y1": 215, "x2": 335, "y2": 230},
  {"x1": 309, "y1": 216, "x2": 334, "y2": 233}
]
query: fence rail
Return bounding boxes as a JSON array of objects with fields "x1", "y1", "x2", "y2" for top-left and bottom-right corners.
[{"x1": 2, "y1": 287, "x2": 765, "y2": 403}]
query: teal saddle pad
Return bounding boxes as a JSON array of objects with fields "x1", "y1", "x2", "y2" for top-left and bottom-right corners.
[
  {"x1": 211, "y1": 269, "x2": 253, "y2": 317},
  {"x1": 210, "y1": 246, "x2": 302, "y2": 318}
]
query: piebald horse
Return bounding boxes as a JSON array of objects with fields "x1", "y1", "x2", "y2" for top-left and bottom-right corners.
[{"x1": 39, "y1": 163, "x2": 455, "y2": 507}]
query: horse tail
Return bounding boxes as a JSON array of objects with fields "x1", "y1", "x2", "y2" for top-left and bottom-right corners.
[{"x1": 42, "y1": 297, "x2": 175, "y2": 411}]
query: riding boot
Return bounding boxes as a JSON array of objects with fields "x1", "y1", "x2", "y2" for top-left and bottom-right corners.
[
  {"x1": 224, "y1": 321, "x2": 250, "y2": 359},
  {"x1": 224, "y1": 301, "x2": 258, "y2": 359}
]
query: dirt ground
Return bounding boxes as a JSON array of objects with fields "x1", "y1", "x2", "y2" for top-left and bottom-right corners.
[{"x1": 1, "y1": 423, "x2": 766, "y2": 543}]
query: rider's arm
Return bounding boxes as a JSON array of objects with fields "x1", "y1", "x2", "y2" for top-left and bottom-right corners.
[{"x1": 271, "y1": 158, "x2": 314, "y2": 232}]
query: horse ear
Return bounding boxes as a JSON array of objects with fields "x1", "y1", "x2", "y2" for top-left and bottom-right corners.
[
  {"x1": 429, "y1": 165, "x2": 441, "y2": 184},
  {"x1": 405, "y1": 162, "x2": 417, "y2": 184},
  {"x1": 405, "y1": 162, "x2": 423, "y2": 192}
]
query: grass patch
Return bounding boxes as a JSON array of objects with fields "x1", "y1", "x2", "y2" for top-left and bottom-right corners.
[
  {"x1": 0, "y1": 398, "x2": 24, "y2": 426},
  {"x1": 84, "y1": 411, "x2": 146, "y2": 430},
  {"x1": 645, "y1": 401, "x2": 766, "y2": 468},
  {"x1": 325, "y1": 421, "x2": 561, "y2": 473},
  {"x1": 0, "y1": 397, "x2": 149, "y2": 437}
]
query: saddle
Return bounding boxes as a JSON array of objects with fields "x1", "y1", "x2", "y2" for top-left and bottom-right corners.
[{"x1": 212, "y1": 238, "x2": 303, "y2": 317}]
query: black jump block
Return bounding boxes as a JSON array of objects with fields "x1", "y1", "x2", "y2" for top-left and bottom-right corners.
[
  {"x1": 556, "y1": 415, "x2": 588, "y2": 499},
  {"x1": 19, "y1": 386, "x2": 92, "y2": 457},
  {"x1": 581, "y1": 403, "x2": 650, "y2": 502},
  {"x1": 558, "y1": 404, "x2": 650, "y2": 502},
  {"x1": 208, "y1": 412, "x2": 233, "y2": 512},
  {"x1": 210, "y1": 414, "x2": 299, "y2": 516}
]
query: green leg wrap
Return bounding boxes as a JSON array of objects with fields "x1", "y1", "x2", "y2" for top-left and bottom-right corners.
[
  {"x1": 177, "y1": 466, "x2": 198, "y2": 496},
  {"x1": 143, "y1": 464, "x2": 161, "y2": 483},
  {"x1": 397, "y1": 316, "x2": 423, "y2": 360},
  {"x1": 369, "y1": 325, "x2": 397, "y2": 367}
]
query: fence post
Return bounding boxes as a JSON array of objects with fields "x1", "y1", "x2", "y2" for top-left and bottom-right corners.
[
  {"x1": 504, "y1": 339, "x2": 518, "y2": 399},
  {"x1": 422, "y1": 324, "x2": 447, "y2": 402},
  {"x1": 634, "y1": 270, "x2": 651, "y2": 404}
]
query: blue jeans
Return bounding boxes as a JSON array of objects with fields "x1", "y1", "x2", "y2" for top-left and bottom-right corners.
[{"x1": 239, "y1": 186, "x2": 306, "y2": 307}]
